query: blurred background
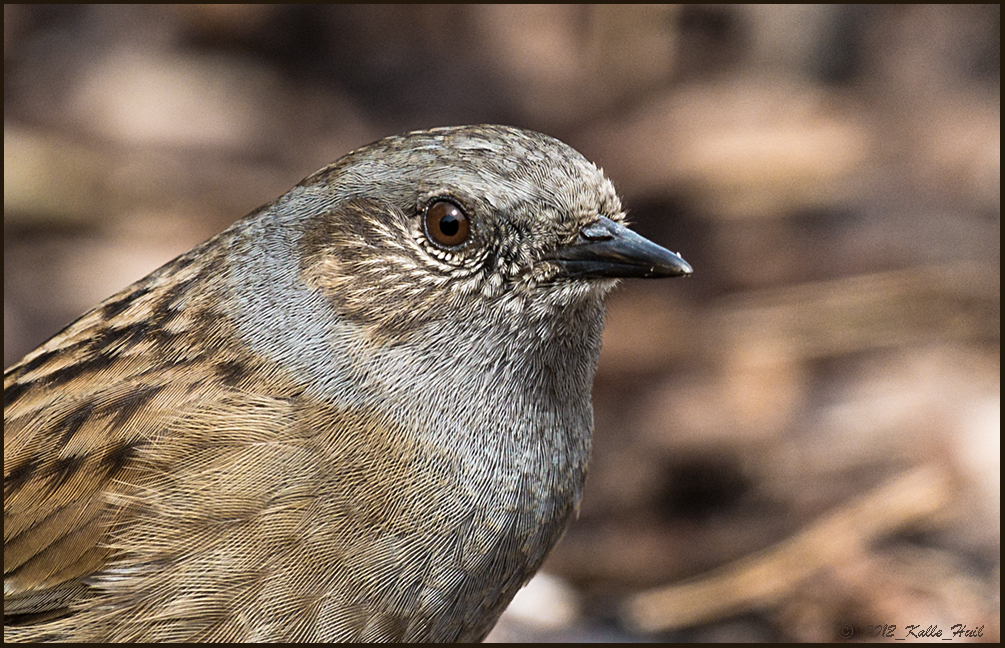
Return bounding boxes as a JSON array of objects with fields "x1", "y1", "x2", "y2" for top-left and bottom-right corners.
[{"x1": 4, "y1": 5, "x2": 999, "y2": 642}]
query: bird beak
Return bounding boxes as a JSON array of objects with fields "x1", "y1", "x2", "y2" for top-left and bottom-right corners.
[{"x1": 548, "y1": 216, "x2": 693, "y2": 279}]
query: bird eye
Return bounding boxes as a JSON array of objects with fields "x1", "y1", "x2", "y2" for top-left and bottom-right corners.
[{"x1": 424, "y1": 199, "x2": 470, "y2": 248}]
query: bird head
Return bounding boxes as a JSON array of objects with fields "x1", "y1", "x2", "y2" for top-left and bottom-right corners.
[{"x1": 286, "y1": 124, "x2": 690, "y2": 337}]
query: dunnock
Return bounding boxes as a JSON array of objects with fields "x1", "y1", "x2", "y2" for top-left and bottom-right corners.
[{"x1": 4, "y1": 125, "x2": 690, "y2": 641}]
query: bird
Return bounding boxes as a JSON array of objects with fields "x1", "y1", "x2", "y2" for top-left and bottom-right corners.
[{"x1": 4, "y1": 124, "x2": 691, "y2": 642}]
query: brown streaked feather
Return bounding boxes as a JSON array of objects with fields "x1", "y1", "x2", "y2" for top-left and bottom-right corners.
[
  {"x1": 5, "y1": 374, "x2": 464, "y2": 641},
  {"x1": 3, "y1": 246, "x2": 251, "y2": 634},
  {"x1": 5, "y1": 277, "x2": 476, "y2": 641}
]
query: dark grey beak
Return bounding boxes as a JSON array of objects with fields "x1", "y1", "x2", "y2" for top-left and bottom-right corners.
[{"x1": 548, "y1": 216, "x2": 693, "y2": 279}]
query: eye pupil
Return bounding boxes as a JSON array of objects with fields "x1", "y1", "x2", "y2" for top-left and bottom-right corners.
[
  {"x1": 425, "y1": 199, "x2": 470, "y2": 248},
  {"x1": 439, "y1": 214, "x2": 459, "y2": 237}
]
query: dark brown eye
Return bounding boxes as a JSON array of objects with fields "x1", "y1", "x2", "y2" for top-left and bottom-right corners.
[{"x1": 424, "y1": 199, "x2": 470, "y2": 248}]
